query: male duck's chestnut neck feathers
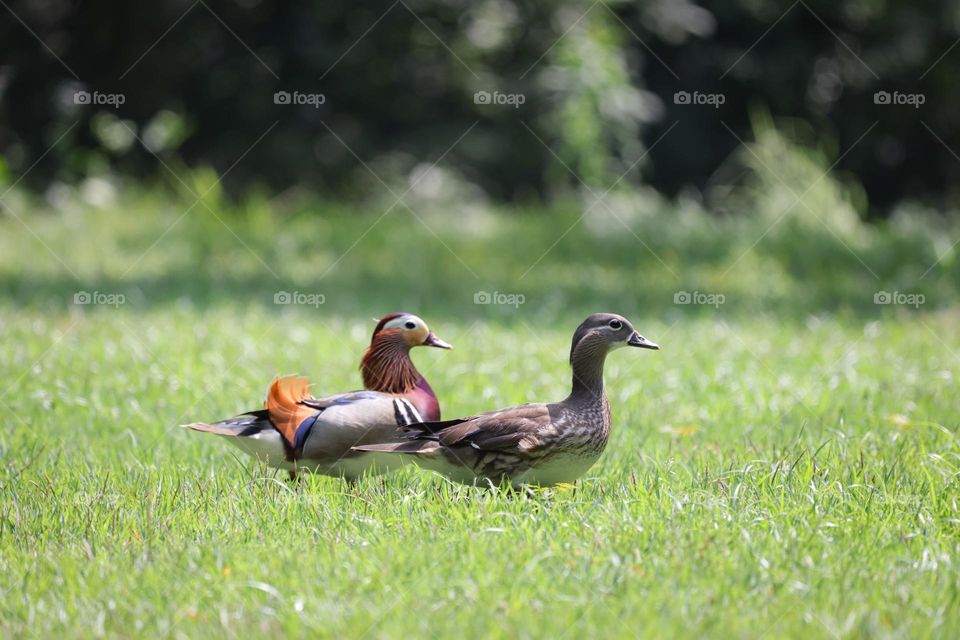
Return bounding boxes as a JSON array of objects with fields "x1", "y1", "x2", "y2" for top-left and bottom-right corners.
[{"x1": 360, "y1": 330, "x2": 423, "y2": 394}]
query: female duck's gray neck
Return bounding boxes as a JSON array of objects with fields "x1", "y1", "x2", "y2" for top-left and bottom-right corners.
[{"x1": 567, "y1": 341, "x2": 609, "y2": 404}]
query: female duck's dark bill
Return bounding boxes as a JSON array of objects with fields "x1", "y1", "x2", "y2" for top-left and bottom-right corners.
[
  {"x1": 627, "y1": 332, "x2": 659, "y2": 350},
  {"x1": 423, "y1": 333, "x2": 453, "y2": 349}
]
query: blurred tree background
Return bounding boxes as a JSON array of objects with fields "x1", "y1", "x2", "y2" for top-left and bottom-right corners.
[{"x1": 2, "y1": 0, "x2": 960, "y2": 215}]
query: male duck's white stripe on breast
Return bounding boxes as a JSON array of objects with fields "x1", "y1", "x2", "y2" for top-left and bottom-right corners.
[{"x1": 393, "y1": 399, "x2": 423, "y2": 425}]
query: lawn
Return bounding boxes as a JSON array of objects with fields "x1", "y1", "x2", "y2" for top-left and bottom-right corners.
[{"x1": 1, "y1": 184, "x2": 959, "y2": 638}]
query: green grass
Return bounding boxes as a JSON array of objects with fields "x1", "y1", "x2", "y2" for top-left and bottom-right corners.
[{"x1": 1, "y1": 184, "x2": 960, "y2": 637}]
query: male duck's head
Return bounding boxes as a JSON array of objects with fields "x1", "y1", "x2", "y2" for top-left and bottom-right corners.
[
  {"x1": 370, "y1": 312, "x2": 452, "y2": 351},
  {"x1": 361, "y1": 312, "x2": 452, "y2": 393}
]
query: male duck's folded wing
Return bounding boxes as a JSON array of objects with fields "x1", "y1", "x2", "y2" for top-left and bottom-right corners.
[
  {"x1": 267, "y1": 376, "x2": 424, "y2": 441},
  {"x1": 307, "y1": 391, "x2": 425, "y2": 428},
  {"x1": 300, "y1": 389, "x2": 385, "y2": 409}
]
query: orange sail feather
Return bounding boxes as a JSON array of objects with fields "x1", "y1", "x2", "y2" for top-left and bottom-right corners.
[{"x1": 265, "y1": 376, "x2": 318, "y2": 446}]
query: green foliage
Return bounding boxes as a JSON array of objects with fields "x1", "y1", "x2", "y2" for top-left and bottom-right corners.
[
  {"x1": 725, "y1": 112, "x2": 867, "y2": 233},
  {"x1": 1, "y1": 164, "x2": 957, "y2": 317},
  {"x1": 545, "y1": 6, "x2": 647, "y2": 190},
  {"x1": 6, "y1": 0, "x2": 960, "y2": 209}
]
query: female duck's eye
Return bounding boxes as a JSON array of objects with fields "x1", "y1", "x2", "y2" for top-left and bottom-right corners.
[
  {"x1": 609, "y1": 319, "x2": 622, "y2": 330},
  {"x1": 404, "y1": 321, "x2": 416, "y2": 330}
]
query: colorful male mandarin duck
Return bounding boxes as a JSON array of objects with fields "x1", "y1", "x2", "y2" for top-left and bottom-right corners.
[
  {"x1": 183, "y1": 313, "x2": 451, "y2": 478},
  {"x1": 354, "y1": 313, "x2": 657, "y2": 487}
]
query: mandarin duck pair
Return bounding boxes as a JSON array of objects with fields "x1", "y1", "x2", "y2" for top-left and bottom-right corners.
[{"x1": 184, "y1": 312, "x2": 658, "y2": 487}]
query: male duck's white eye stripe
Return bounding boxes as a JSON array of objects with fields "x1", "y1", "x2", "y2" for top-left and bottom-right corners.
[
  {"x1": 383, "y1": 315, "x2": 410, "y2": 328},
  {"x1": 393, "y1": 399, "x2": 422, "y2": 426},
  {"x1": 384, "y1": 315, "x2": 427, "y2": 331}
]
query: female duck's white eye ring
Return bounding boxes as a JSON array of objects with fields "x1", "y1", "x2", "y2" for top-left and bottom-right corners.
[{"x1": 608, "y1": 319, "x2": 622, "y2": 330}]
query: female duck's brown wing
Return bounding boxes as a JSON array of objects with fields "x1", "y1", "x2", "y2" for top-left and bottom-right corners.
[{"x1": 397, "y1": 403, "x2": 555, "y2": 453}]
